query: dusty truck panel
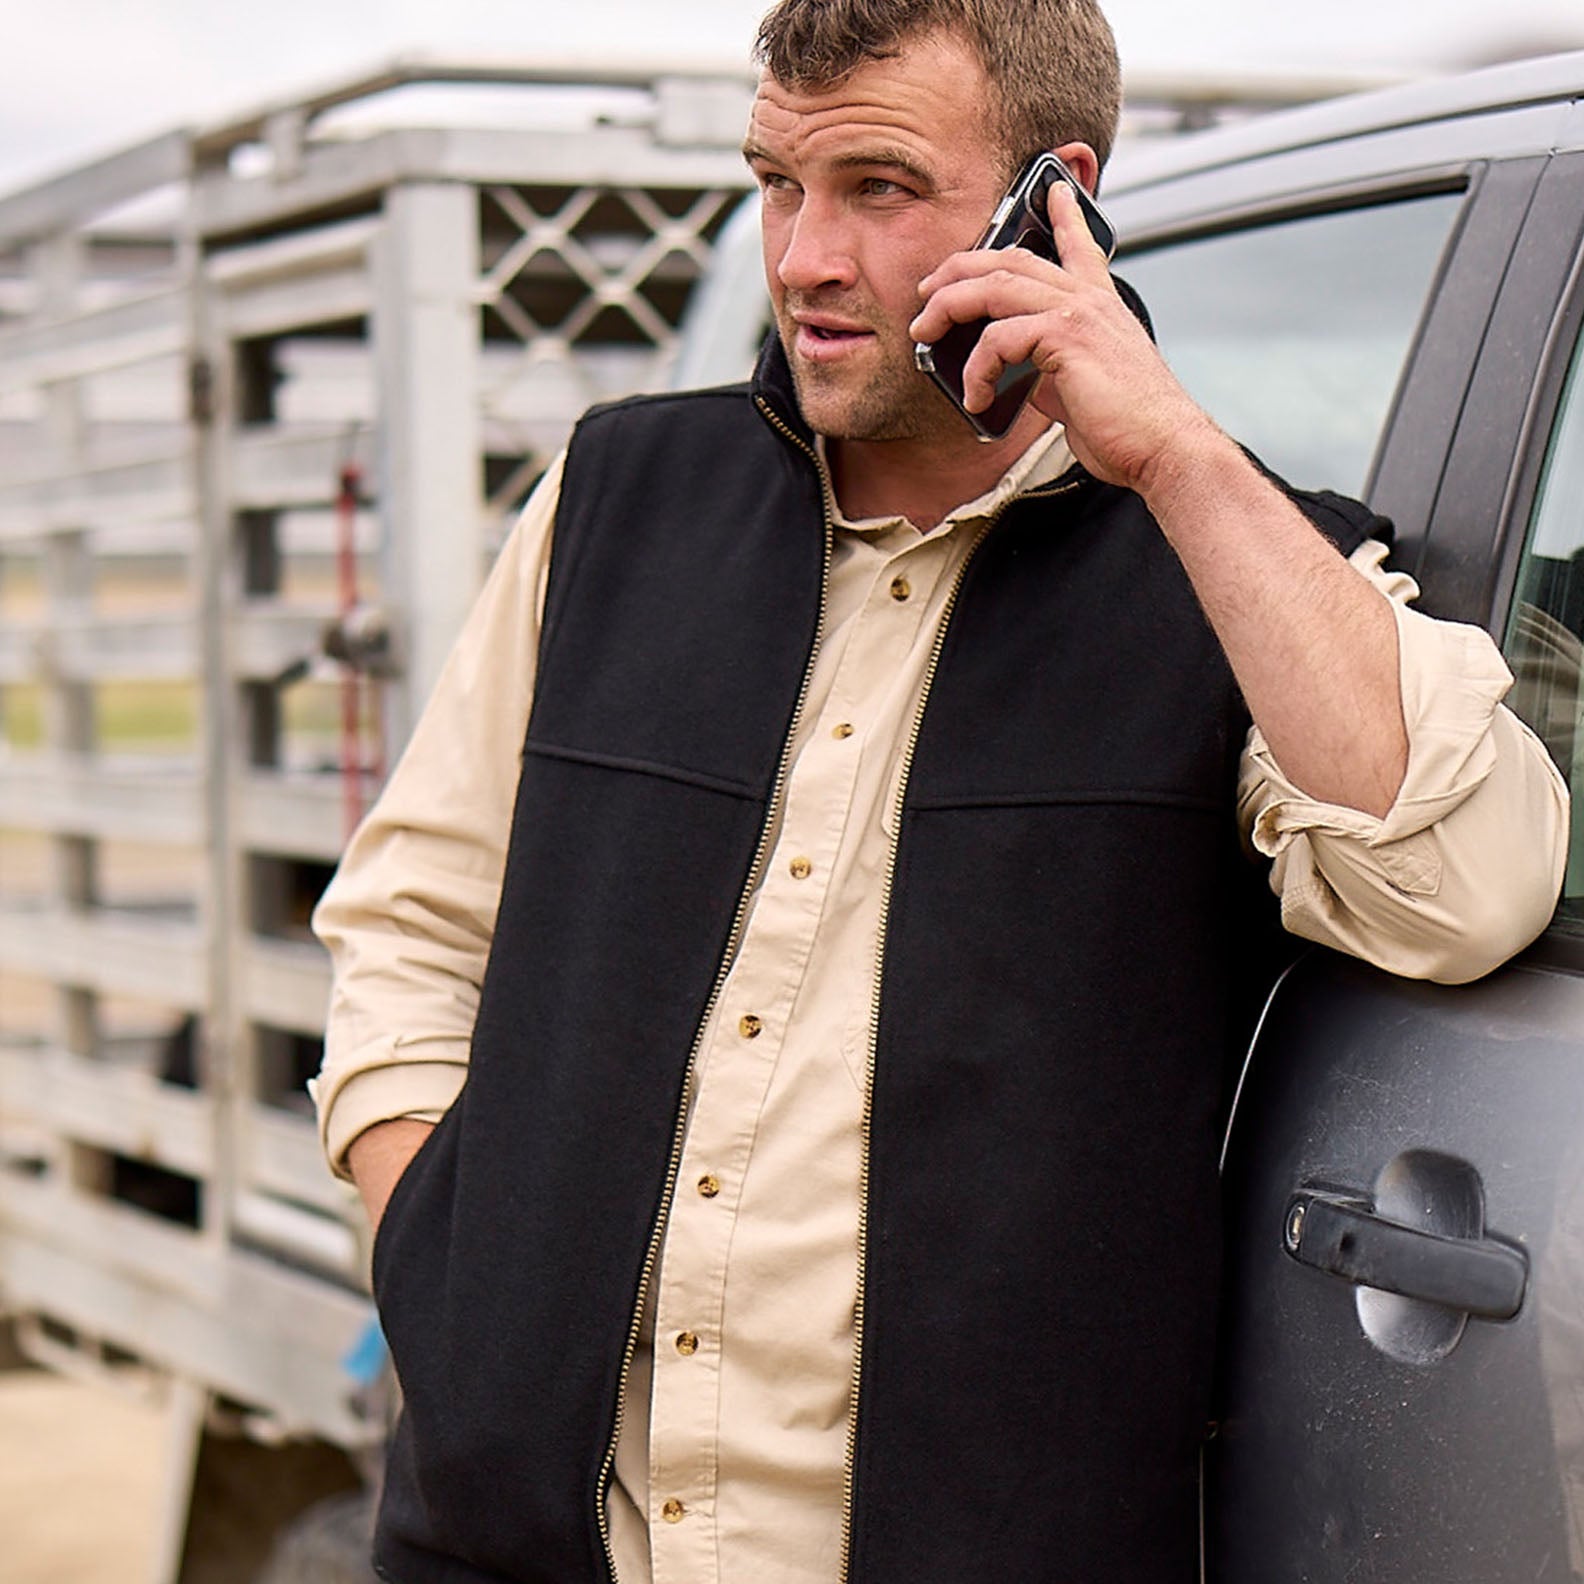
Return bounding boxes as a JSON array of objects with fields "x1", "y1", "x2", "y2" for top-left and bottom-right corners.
[
  {"x1": 1094, "y1": 55, "x2": 1584, "y2": 1584},
  {"x1": 0, "y1": 59, "x2": 754, "y2": 1580}
]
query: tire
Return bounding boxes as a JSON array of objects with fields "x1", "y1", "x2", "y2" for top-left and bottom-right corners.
[{"x1": 253, "y1": 1489, "x2": 380, "y2": 1584}]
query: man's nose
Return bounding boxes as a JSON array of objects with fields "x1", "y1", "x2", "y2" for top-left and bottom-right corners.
[{"x1": 775, "y1": 198, "x2": 859, "y2": 294}]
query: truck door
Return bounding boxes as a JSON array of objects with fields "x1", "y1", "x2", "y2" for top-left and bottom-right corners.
[{"x1": 1208, "y1": 139, "x2": 1584, "y2": 1584}]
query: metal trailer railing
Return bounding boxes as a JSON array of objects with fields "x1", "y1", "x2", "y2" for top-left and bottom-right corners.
[{"x1": 0, "y1": 58, "x2": 754, "y2": 1580}]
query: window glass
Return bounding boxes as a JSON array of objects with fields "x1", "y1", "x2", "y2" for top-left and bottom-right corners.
[
  {"x1": 1117, "y1": 194, "x2": 1464, "y2": 494},
  {"x1": 1504, "y1": 326, "x2": 1584, "y2": 927}
]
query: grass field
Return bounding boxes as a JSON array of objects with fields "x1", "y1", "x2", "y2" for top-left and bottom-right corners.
[
  {"x1": 1, "y1": 557, "x2": 354, "y2": 752},
  {"x1": 2, "y1": 678, "x2": 352, "y2": 752},
  {"x1": 2, "y1": 681, "x2": 196, "y2": 748}
]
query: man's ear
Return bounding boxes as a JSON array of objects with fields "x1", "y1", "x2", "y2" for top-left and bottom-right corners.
[{"x1": 1052, "y1": 142, "x2": 1101, "y2": 196}]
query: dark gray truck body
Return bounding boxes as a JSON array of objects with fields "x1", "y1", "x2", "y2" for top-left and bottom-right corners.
[{"x1": 1101, "y1": 53, "x2": 1584, "y2": 1583}]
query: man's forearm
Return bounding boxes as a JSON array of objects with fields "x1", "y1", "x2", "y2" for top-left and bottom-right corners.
[
  {"x1": 348, "y1": 1117, "x2": 435, "y2": 1236},
  {"x1": 1141, "y1": 424, "x2": 1409, "y2": 819},
  {"x1": 912, "y1": 191, "x2": 1410, "y2": 819}
]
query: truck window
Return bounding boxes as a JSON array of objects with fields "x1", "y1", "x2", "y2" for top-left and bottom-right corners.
[
  {"x1": 1117, "y1": 193, "x2": 1464, "y2": 495},
  {"x1": 1504, "y1": 321, "x2": 1584, "y2": 929}
]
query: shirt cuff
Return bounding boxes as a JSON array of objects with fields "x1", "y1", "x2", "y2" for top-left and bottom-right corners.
[
  {"x1": 1238, "y1": 589, "x2": 1567, "y2": 983},
  {"x1": 311, "y1": 1042, "x2": 469, "y2": 1180},
  {"x1": 1240, "y1": 596, "x2": 1516, "y2": 887}
]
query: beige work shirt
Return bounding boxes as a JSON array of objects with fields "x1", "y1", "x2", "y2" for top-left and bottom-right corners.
[{"x1": 312, "y1": 425, "x2": 1567, "y2": 1584}]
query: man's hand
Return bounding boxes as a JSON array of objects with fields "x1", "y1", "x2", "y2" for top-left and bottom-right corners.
[
  {"x1": 347, "y1": 1117, "x2": 435, "y2": 1238},
  {"x1": 909, "y1": 181, "x2": 1218, "y2": 494}
]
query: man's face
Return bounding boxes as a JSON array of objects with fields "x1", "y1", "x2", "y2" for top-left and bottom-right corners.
[{"x1": 743, "y1": 31, "x2": 1011, "y2": 444}]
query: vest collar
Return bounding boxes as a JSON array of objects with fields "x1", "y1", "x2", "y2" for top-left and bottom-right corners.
[{"x1": 750, "y1": 330, "x2": 814, "y2": 447}]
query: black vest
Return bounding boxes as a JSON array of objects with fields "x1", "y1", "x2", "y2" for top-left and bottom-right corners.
[{"x1": 368, "y1": 343, "x2": 1382, "y2": 1584}]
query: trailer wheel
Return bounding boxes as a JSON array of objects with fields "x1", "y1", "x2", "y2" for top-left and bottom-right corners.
[{"x1": 253, "y1": 1489, "x2": 379, "y2": 1584}]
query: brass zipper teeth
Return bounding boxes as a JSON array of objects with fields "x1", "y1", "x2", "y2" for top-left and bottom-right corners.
[
  {"x1": 594, "y1": 396, "x2": 835, "y2": 1583},
  {"x1": 838, "y1": 469, "x2": 1084, "y2": 1583}
]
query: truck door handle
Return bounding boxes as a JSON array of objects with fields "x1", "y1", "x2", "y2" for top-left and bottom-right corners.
[{"x1": 1283, "y1": 1191, "x2": 1528, "y2": 1320}]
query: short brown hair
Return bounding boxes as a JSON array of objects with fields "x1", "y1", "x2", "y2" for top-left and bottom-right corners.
[{"x1": 754, "y1": 0, "x2": 1122, "y2": 174}]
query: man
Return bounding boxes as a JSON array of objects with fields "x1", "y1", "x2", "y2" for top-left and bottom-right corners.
[{"x1": 311, "y1": 3, "x2": 1567, "y2": 1581}]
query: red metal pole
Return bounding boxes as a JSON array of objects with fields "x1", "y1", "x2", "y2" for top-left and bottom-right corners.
[{"x1": 336, "y1": 459, "x2": 364, "y2": 840}]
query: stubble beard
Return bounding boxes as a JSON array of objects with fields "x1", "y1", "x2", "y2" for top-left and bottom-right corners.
[{"x1": 778, "y1": 313, "x2": 958, "y2": 445}]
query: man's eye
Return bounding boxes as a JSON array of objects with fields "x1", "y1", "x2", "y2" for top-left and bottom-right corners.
[
  {"x1": 861, "y1": 178, "x2": 909, "y2": 198},
  {"x1": 758, "y1": 172, "x2": 798, "y2": 195}
]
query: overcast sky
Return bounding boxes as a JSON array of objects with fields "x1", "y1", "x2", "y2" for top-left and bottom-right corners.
[{"x1": 4, "y1": 0, "x2": 1583, "y2": 195}]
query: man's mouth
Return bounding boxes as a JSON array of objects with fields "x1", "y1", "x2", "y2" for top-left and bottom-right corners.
[{"x1": 792, "y1": 315, "x2": 876, "y2": 361}]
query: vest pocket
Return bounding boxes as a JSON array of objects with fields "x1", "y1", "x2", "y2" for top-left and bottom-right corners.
[
  {"x1": 369, "y1": 1100, "x2": 454, "y2": 1302},
  {"x1": 905, "y1": 785, "x2": 1225, "y2": 816}
]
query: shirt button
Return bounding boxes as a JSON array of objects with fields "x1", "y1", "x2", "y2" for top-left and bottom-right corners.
[
  {"x1": 675, "y1": 1331, "x2": 700, "y2": 1356},
  {"x1": 890, "y1": 576, "x2": 911, "y2": 602},
  {"x1": 789, "y1": 856, "x2": 812, "y2": 880},
  {"x1": 832, "y1": 722, "x2": 854, "y2": 740},
  {"x1": 738, "y1": 1013, "x2": 763, "y2": 1039},
  {"x1": 697, "y1": 1173, "x2": 721, "y2": 1198},
  {"x1": 662, "y1": 1498, "x2": 686, "y2": 1524}
]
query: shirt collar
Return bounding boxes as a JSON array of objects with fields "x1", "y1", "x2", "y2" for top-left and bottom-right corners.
[{"x1": 817, "y1": 423, "x2": 1078, "y2": 538}]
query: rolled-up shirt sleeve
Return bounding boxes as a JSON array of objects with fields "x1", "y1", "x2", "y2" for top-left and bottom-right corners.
[
  {"x1": 1239, "y1": 539, "x2": 1569, "y2": 984},
  {"x1": 308, "y1": 454, "x2": 563, "y2": 1177}
]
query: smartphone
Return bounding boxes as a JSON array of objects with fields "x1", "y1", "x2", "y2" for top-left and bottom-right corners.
[{"x1": 914, "y1": 152, "x2": 1117, "y2": 442}]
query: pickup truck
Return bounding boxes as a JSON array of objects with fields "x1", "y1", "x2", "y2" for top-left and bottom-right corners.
[{"x1": 1108, "y1": 52, "x2": 1584, "y2": 1584}]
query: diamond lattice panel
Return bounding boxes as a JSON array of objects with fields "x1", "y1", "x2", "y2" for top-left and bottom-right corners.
[{"x1": 478, "y1": 181, "x2": 741, "y2": 473}]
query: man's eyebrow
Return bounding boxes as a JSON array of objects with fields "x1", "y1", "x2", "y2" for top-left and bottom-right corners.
[
  {"x1": 829, "y1": 148, "x2": 937, "y2": 189},
  {"x1": 739, "y1": 140, "x2": 938, "y2": 191}
]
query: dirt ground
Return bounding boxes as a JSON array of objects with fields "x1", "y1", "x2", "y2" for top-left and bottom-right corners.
[{"x1": 0, "y1": 1367, "x2": 167, "y2": 1583}]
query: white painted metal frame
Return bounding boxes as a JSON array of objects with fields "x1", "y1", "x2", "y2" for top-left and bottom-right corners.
[{"x1": 0, "y1": 64, "x2": 753, "y2": 1569}]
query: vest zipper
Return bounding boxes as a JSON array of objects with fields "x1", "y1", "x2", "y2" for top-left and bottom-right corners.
[
  {"x1": 593, "y1": 396, "x2": 835, "y2": 1583},
  {"x1": 838, "y1": 469, "x2": 1087, "y2": 1584}
]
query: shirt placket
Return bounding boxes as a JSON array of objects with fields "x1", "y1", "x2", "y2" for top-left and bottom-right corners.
[{"x1": 642, "y1": 527, "x2": 956, "y2": 1584}]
